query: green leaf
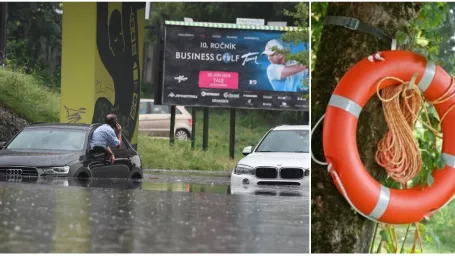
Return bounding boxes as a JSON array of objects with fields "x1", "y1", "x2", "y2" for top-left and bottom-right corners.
[
  {"x1": 379, "y1": 230, "x2": 389, "y2": 242},
  {"x1": 422, "y1": 150, "x2": 433, "y2": 169},
  {"x1": 427, "y1": 173, "x2": 434, "y2": 186},
  {"x1": 437, "y1": 154, "x2": 445, "y2": 169},
  {"x1": 417, "y1": 222, "x2": 426, "y2": 235},
  {"x1": 425, "y1": 234, "x2": 433, "y2": 244}
]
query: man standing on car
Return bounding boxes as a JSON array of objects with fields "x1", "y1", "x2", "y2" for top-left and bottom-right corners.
[{"x1": 90, "y1": 113, "x2": 123, "y2": 163}]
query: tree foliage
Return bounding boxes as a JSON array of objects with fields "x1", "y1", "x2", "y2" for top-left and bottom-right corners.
[
  {"x1": 276, "y1": 3, "x2": 309, "y2": 90},
  {"x1": 280, "y1": 2, "x2": 309, "y2": 67},
  {"x1": 310, "y1": 2, "x2": 327, "y2": 71},
  {"x1": 6, "y1": 2, "x2": 63, "y2": 89}
]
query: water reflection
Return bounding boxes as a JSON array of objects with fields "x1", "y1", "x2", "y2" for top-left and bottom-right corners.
[
  {"x1": 231, "y1": 185, "x2": 306, "y2": 197},
  {"x1": 0, "y1": 177, "x2": 308, "y2": 253},
  {"x1": 1, "y1": 176, "x2": 306, "y2": 198}
]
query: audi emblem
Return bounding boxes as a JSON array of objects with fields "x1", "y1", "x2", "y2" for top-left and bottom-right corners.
[{"x1": 6, "y1": 169, "x2": 22, "y2": 175}]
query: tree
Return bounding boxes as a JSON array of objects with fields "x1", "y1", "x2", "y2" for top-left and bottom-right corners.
[
  {"x1": 280, "y1": 2, "x2": 309, "y2": 67},
  {"x1": 6, "y1": 2, "x2": 63, "y2": 88},
  {"x1": 311, "y1": 3, "x2": 420, "y2": 253},
  {"x1": 272, "y1": 3, "x2": 309, "y2": 91}
]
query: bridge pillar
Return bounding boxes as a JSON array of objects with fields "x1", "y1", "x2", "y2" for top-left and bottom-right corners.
[{"x1": 60, "y1": 2, "x2": 145, "y2": 148}]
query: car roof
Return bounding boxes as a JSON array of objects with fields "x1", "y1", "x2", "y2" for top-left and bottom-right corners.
[
  {"x1": 140, "y1": 98, "x2": 186, "y2": 109},
  {"x1": 25, "y1": 122, "x2": 99, "y2": 130},
  {"x1": 272, "y1": 125, "x2": 310, "y2": 131}
]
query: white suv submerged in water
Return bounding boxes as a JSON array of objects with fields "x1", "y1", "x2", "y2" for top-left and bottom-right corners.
[{"x1": 230, "y1": 125, "x2": 310, "y2": 188}]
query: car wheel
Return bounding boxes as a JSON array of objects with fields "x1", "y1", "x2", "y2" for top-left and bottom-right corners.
[
  {"x1": 175, "y1": 129, "x2": 190, "y2": 141},
  {"x1": 130, "y1": 167, "x2": 143, "y2": 182},
  {"x1": 75, "y1": 167, "x2": 92, "y2": 180}
]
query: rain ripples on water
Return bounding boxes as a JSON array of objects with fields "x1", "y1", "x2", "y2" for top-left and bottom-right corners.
[{"x1": 0, "y1": 174, "x2": 308, "y2": 253}]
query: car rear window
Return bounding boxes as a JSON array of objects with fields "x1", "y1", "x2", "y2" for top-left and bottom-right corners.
[{"x1": 6, "y1": 128, "x2": 87, "y2": 151}]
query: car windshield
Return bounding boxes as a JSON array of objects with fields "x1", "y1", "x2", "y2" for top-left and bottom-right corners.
[
  {"x1": 6, "y1": 128, "x2": 86, "y2": 151},
  {"x1": 255, "y1": 129, "x2": 309, "y2": 153}
]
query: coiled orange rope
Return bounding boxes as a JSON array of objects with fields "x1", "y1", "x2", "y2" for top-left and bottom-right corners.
[{"x1": 375, "y1": 75, "x2": 455, "y2": 184}]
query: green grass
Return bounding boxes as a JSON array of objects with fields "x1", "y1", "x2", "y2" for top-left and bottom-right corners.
[
  {"x1": 0, "y1": 70, "x2": 302, "y2": 171},
  {"x1": 138, "y1": 108, "x2": 297, "y2": 171},
  {"x1": 0, "y1": 69, "x2": 60, "y2": 122}
]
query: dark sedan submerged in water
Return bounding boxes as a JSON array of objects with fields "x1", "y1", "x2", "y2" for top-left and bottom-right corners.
[{"x1": 0, "y1": 123, "x2": 143, "y2": 181}]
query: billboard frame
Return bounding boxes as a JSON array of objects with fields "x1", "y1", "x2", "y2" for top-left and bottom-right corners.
[{"x1": 160, "y1": 20, "x2": 309, "y2": 112}]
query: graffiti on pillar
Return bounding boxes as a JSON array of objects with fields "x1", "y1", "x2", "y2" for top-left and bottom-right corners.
[
  {"x1": 93, "y1": 2, "x2": 143, "y2": 145},
  {"x1": 95, "y1": 79, "x2": 114, "y2": 101},
  {"x1": 64, "y1": 105, "x2": 86, "y2": 123}
]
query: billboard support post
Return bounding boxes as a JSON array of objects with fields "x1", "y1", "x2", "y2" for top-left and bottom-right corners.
[
  {"x1": 203, "y1": 108, "x2": 209, "y2": 151},
  {"x1": 229, "y1": 108, "x2": 236, "y2": 160},
  {"x1": 170, "y1": 105, "x2": 176, "y2": 145},
  {"x1": 154, "y1": 16, "x2": 166, "y2": 105},
  {"x1": 297, "y1": 111, "x2": 302, "y2": 125},
  {"x1": 191, "y1": 107, "x2": 196, "y2": 150},
  {"x1": 303, "y1": 111, "x2": 309, "y2": 125}
]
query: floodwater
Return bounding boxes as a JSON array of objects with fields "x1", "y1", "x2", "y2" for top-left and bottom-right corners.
[{"x1": 0, "y1": 173, "x2": 309, "y2": 253}]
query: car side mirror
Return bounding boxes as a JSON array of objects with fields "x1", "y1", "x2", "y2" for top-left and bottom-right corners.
[
  {"x1": 0, "y1": 141, "x2": 6, "y2": 150},
  {"x1": 242, "y1": 146, "x2": 253, "y2": 156}
]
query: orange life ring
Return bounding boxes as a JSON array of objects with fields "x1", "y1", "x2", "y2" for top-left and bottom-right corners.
[{"x1": 323, "y1": 50, "x2": 455, "y2": 224}]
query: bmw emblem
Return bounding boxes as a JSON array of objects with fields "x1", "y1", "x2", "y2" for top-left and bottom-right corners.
[{"x1": 222, "y1": 53, "x2": 232, "y2": 63}]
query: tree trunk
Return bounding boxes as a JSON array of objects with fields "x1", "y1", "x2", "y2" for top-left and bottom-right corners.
[{"x1": 311, "y1": 3, "x2": 420, "y2": 253}]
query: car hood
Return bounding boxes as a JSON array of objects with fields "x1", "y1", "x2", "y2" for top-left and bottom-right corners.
[
  {"x1": 0, "y1": 150, "x2": 82, "y2": 167},
  {"x1": 237, "y1": 152, "x2": 310, "y2": 169}
]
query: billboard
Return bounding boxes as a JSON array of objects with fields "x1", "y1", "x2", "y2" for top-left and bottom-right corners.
[
  {"x1": 60, "y1": 2, "x2": 145, "y2": 148},
  {"x1": 162, "y1": 21, "x2": 309, "y2": 111}
]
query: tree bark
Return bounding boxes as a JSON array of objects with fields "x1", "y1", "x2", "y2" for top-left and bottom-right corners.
[{"x1": 311, "y1": 3, "x2": 420, "y2": 253}]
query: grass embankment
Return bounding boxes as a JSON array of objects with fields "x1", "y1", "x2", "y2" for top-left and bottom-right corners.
[
  {"x1": 0, "y1": 69, "x2": 299, "y2": 171},
  {"x1": 0, "y1": 70, "x2": 60, "y2": 123}
]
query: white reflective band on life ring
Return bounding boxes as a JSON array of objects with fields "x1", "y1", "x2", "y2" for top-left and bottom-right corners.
[
  {"x1": 368, "y1": 185, "x2": 391, "y2": 220},
  {"x1": 331, "y1": 168, "x2": 386, "y2": 223},
  {"x1": 442, "y1": 153, "x2": 455, "y2": 168},
  {"x1": 328, "y1": 94, "x2": 362, "y2": 118},
  {"x1": 417, "y1": 62, "x2": 436, "y2": 93}
]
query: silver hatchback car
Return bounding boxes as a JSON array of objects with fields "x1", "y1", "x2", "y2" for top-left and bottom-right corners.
[{"x1": 139, "y1": 99, "x2": 193, "y2": 140}]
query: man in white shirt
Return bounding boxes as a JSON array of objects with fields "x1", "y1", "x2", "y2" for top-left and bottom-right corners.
[{"x1": 261, "y1": 39, "x2": 308, "y2": 92}]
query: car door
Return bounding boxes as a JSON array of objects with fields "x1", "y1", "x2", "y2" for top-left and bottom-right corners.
[
  {"x1": 149, "y1": 104, "x2": 171, "y2": 137},
  {"x1": 111, "y1": 135, "x2": 135, "y2": 159},
  {"x1": 138, "y1": 101, "x2": 153, "y2": 132}
]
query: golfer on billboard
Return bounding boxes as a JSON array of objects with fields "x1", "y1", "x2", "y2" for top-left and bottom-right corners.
[{"x1": 262, "y1": 39, "x2": 308, "y2": 92}]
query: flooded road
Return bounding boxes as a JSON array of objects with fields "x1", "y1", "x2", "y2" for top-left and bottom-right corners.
[{"x1": 0, "y1": 173, "x2": 309, "y2": 253}]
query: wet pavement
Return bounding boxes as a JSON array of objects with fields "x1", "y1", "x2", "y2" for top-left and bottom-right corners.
[{"x1": 0, "y1": 174, "x2": 309, "y2": 253}]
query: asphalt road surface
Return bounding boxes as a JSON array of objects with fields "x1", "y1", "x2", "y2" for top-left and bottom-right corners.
[{"x1": 0, "y1": 173, "x2": 309, "y2": 253}]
